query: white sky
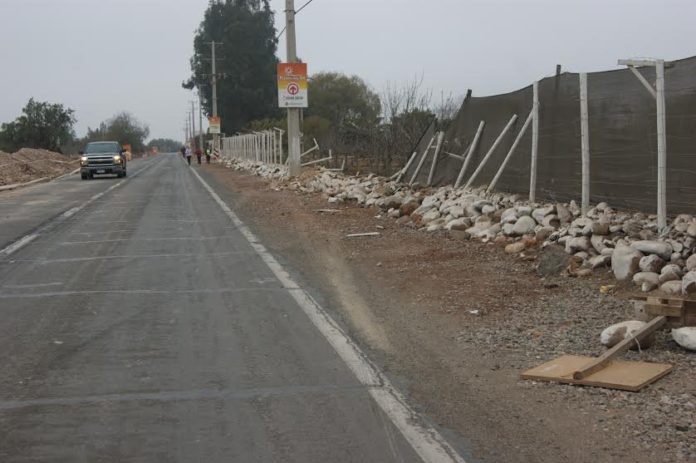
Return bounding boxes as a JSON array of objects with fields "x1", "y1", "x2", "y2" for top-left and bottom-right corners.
[{"x1": 0, "y1": 0, "x2": 694, "y2": 142}]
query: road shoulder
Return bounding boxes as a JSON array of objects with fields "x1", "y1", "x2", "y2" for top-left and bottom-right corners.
[{"x1": 197, "y1": 163, "x2": 696, "y2": 463}]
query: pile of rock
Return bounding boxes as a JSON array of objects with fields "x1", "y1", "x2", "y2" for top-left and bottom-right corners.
[
  {"x1": 222, "y1": 158, "x2": 289, "y2": 180},
  {"x1": 222, "y1": 160, "x2": 696, "y2": 298}
]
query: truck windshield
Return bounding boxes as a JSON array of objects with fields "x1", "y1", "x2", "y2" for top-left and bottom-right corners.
[{"x1": 85, "y1": 143, "x2": 120, "y2": 154}]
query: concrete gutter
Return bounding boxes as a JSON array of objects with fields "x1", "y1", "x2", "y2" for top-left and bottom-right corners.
[
  {"x1": 0, "y1": 167, "x2": 80, "y2": 193},
  {"x1": 0, "y1": 177, "x2": 49, "y2": 192}
]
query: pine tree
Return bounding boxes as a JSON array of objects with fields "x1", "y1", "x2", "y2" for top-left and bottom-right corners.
[{"x1": 184, "y1": 0, "x2": 279, "y2": 134}]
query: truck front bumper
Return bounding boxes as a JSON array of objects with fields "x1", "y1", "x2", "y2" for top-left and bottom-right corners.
[{"x1": 81, "y1": 165, "x2": 125, "y2": 176}]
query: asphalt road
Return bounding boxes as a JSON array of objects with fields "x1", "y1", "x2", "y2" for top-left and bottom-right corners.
[{"x1": 0, "y1": 154, "x2": 459, "y2": 462}]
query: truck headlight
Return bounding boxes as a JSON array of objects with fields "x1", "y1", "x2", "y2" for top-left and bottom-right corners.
[
  {"x1": 113, "y1": 155, "x2": 121, "y2": 163},
  {"x1": 80, "y1": 156, "x2": 88, "y2": 162}
]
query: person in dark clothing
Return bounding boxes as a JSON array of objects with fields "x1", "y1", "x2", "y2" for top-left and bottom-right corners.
[
  {"x1": 180, "y1": 146, "x2": 186, "y2": 158},
  {"x1": 195, "y1": 148, "x2": 202, "y2": 165},
  {"x1": 205, "y1": 148, "x2": 211, "y2": 164}
]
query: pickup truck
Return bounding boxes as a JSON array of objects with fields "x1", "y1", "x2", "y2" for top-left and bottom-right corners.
[{"x1": 79, "y1": 141, "x2": 127, "y2": 180}]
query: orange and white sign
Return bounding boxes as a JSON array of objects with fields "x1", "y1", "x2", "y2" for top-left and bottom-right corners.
[
  {"x1": 278, "y1": 63, "x2": 308, "y2": 108},
  {"x1": 208, "y1": 116, "x2": 221, "y2": 134}
]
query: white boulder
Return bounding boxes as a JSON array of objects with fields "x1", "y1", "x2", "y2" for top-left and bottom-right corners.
[
  {"x1": 633, "y1": 272, "x2": 659, "y2": 292},
  {"x1": 660, "y1": 280, "x2": 683, "y2": 295},
  {"x1": 589, "y1": 255, "x2": 611, "y2": 269},
  {"x1": 565, "y1": 236, "x2": 591, "y2": 254},
  {"x1": 639, "y1": 254, "x2": 665, "y2": 273},
  {"x1": 512, "y1": 215, "x2": 537, "y2": 236},
  {"x1": 682, "y1": 271, "x2": 696, "y2": 294},
  {"x1": 532, "y1": 206, "x2": 554, "y2": 224},
  {"x1": 672, "y1": 327, "x2": 696, "y2": 351},
  {"x1": 600, "y1": 321, "x2": 651, "y2": 349},
  {"x1": 611, "y1": 242, "x2": 643, "y2": 281},
  {"x1": 420, "y1": 208, "x2": 441, "y2": 224},
  {"x1": 686, "y1": 254, "x2": 696, "y2": 272},
  {"x1": 630, "y1": 240, "x2": 673, "y2": 260}
]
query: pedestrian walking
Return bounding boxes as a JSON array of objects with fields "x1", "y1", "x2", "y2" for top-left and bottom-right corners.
[
  {"x1": 185, "y1": 146, "x2": 192, "y2": 166},
  {"x1": 180, "y1": 146, "x2": 186, "y2": 158},
  {"x1": 195, "y1": 147, "x2": 202, "y2": 165},
  {"x1": 205, "y1": 147, "x2": 211, "y2": 164}
]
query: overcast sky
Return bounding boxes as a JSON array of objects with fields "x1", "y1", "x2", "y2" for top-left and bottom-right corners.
[{"x1": 1, "y1": 0, "x2": 694, "y2": 142}]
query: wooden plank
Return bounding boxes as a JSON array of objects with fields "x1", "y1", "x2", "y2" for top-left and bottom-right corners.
[
  {"x1": 396, "y1": 151, "x2": 418, "y2": 183},
  {"x1": 409, "y1": 135, "x2": 436, "y2": 185},
  {"x1": 573, "y1": 316, "x2": 667, "y2": 380},
  {"x1": 426, "y1": 131, "x2": 445, "y2": 186},
  {"x1": 521, "y1": 355, "x2": 672, "y2": 392},
  {"x1": 346, "y1": 232, "x2": 380, "y2": 238},
  {"x1": 454, "y1": 121, "x2": 485, "y2": 189},
  {"x1": 487, "y1": 111, "x2": 533, "y2": 193},
  {"x1": 465, "y1": 114, "x2": 518, "y2": 188},
  {"x1": 579, "y1": 73, "x2": 590, "y2": 215},
  {"x1": 644, "y1": 303, "x2": 683, "y2": 318},
  {"x1": 529, "y1": 81, "x2": 539, "y2": 202}
]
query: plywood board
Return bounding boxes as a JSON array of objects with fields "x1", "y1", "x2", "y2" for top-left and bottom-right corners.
[{"x1": 521, "y1": 355, "x2": 672, "y2": 392}]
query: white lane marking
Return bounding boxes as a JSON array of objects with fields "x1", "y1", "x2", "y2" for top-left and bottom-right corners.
[
  {"x1": 0, "y1": 158, "x2": 161, "y2": 259},
  {"x1": 0, "y1": 383, "x2": 370, "y2": 412},
  {"x1": 0, "y1": 287, "x2": 284, "y2": 298},
  {"x1": 9, "y1": 250, "x2": 253, "y2": 264},
  {"x1": 189, "y1": 168, "x2": 465, "y2": 463},
  {"x1": 0, "y1": 234, "x2": 38, "y2": 257},
  {"x1": 62, "y1": 207, "x2": 81, "y2": 219},
  {"x1": 2, "y1": 282, "x2": 63, "y2": 289},
  {"x1": 59, "y1": 235, "x2": 238, "y2": 245},
  {"x1": 69, "y1": 229, "x2": 138, "y2": 235}
]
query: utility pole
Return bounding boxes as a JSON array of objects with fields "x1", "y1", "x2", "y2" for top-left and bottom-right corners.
[
  {"x1": 190, "y1": 101, "x2": 196, "y2": 149},
  {"x1": 285, "y1": 0, "x2": 301, "y2": 176},
  {"x1": 210, "y1": 41, "x2": 220, "y2": 155},
  {"x1": 198, "y1": 92, "x2": 204, "y2": 153}
]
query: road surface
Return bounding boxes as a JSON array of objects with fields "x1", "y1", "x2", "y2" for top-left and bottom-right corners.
[{"x1": 0, "y1": 154, "x2": 462, "y2": 462}]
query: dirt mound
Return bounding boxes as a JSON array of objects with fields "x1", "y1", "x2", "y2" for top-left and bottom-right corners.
[{"x1": 0, "y1": 148, "x2": 79, "y2": 187}]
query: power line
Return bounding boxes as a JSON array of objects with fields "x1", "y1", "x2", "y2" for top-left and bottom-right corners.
[
  {"x1": 276, "y1": 0, "x2": 317, "y2": 40},
  {"x1": 295, "y1": 0, "x2": 315, "y2": 14}
]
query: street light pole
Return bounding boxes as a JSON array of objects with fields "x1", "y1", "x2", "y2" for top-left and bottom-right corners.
[{"x1": 285, "y1": 0, "x2": 301, "y2": 176}]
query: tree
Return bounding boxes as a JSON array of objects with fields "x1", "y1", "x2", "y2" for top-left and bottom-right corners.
[
  {"x1": 84, "y1": 112, "x2": 150, "y2": 152},
  {"x1": 307, "y1": 72, "x2": 381, "y2": 128},
  {"x1": 147, "y1": 138, "x2": 183, "y2": 152},
  {"x1": 184, "y1": 0, "x2": 279, "y2": 134},
  {"x1": 0, "y1": 98, "x2": 76, "y2": 153}
]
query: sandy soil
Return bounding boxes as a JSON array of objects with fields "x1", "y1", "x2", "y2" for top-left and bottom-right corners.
[
  {"x1": 204, "y1": 163, "x2": 696, "y2": 463},
  {"x1": 0, "y1": 148, "x2": 78, "y2": 186}
]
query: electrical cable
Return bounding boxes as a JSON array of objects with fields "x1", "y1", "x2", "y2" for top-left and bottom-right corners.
[{"x1": 276, "y1": 0, "x2": 318, "y2": 39}]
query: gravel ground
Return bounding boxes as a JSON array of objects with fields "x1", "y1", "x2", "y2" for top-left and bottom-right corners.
[{"x1": 205, "y1": 163, "x2": 696, "y2": 462}]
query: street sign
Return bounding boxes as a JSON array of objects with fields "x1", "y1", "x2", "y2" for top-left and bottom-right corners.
[
  {"x1": 278, "y1": 63, "x2": 308, "y2": 108},
  {"x1": 208, "y1": 116, "x2": 221, "y2": 134}
]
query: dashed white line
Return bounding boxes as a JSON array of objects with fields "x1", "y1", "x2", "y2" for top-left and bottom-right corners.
[{"x1": 0, "y1": 158, "x2": 161, "y2": 259}]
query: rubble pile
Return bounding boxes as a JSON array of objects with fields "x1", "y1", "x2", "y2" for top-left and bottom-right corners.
[
  {"x1": 222, "y1": 157, "x2": 696, "y2": 350},
  {"x1": 0, "y1": 148, "x2": 78, "y2": 186},
  {"x1": 224, "y1": 158, "x2": 696, "y2": 296},
  {"x1": 222, "y1": 158, "x2": 288, "y2": 180}
]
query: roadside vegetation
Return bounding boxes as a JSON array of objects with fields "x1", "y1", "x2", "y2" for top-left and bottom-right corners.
[
  {"x1": 184, "y1": 0, "x2": 462, "y2": 175},
  {"x1": 0, "y1": 99, "x2": 155, "y2": 156}
]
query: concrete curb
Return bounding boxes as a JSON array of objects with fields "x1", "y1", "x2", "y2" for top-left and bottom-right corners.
[
  {"x1": 0, "y1": 167, "x2": 80, "y2": 193},
  {"x1": 0, "y1": 177, "x2": 49, "y2": 192}
]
